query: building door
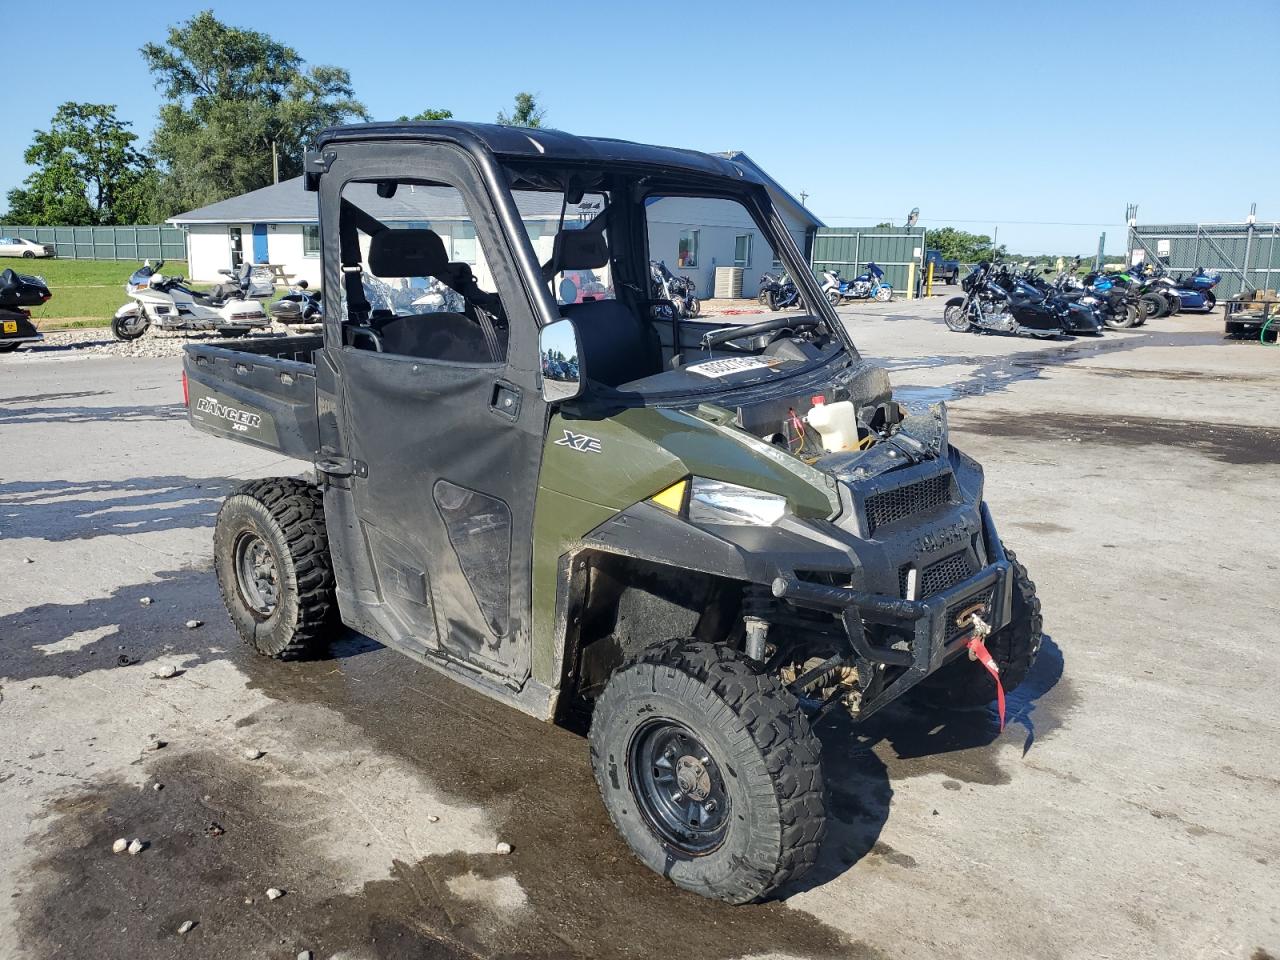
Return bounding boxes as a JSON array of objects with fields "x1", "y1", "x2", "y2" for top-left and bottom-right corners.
[
  {"x1": 228, "y1": 226, "x2": 244, "y2": 267},
  {"x1": 252, "y1": 223, "x2": 269, "y2": 264}
]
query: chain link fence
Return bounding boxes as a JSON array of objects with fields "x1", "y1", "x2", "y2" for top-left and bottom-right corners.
[
  {"x1": 0, "y1": 224, "x2": 188, "y2": 261},
  {"x1": 810, "y1": 227, "x2": 926, "y2": 299},
  {"x1": 1128, "y1": 222, "x2": 1280, "y2": 299}
]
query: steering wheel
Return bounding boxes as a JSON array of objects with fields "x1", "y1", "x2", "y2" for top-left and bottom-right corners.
[{"x1": 700, "y1": 315, "x2": 823, "y2": 351}]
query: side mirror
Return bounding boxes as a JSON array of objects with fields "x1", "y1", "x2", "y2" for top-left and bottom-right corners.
[{"x1": 539, "y1": 317, "x2": 584, "y2": 403}]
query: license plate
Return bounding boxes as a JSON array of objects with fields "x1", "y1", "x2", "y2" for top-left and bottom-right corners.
[{"x1": 2, "y1": 321, "x2": 16, "y2": 334}]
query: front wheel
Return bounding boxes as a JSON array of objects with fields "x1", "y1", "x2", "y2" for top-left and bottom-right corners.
[
  {"x1": 825, "y1": 289, "x2": 841, "y2": 305},
  {"x1": 917, "y1": 548, "x2": 1043, "y2": 707},
  {"x1": 213, "y1": 478, "x2": 338, "y2": 659},
  {"x1": 874, "y1": 286, "x2": 893, "y2": 302},
  {"x1": 1203, "y1": 292, "x2": 1216, "y2": 311},
  {"x1": 944, "y1": 303, "x2": 973, "y2": 332},
  {"x1": 686, "y1": 297, "x2": 700, "y2": 318},
  {"x1": 589, "y1": 640, "x2": 825, "y2": 904},
  {"x1": 111, "y1": 313, "x2": 149, "y2": 341}
]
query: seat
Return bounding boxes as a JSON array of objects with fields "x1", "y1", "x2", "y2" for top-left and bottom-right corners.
[
  {"x1": 357, "y1": 228, "x2": 500, "y2": 362},
  {"x1": 562, "y1": 298, "x2": 662, "y2": 388}
]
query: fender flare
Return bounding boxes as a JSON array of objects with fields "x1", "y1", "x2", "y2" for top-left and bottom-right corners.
[
  {"x1": 114, "y1": 302, "x2": 141, "y2": 319},
  {"x1": 945, "y1": 296, "x2": 965, "y2": 307}
]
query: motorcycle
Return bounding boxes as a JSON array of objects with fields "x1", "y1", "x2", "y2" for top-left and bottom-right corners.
[
  {"x1": 1148, "y1": 265, "x2": 1221, "y2": 312},
  {"x1": 822, "y1": 262, "x2": 893, "y2": 304},
  {"x1": 1038, "y1": 265, "x2": 1138, "y2": 330},
  {"x1": 758, "y1": 271, "x2": 805, "y2": 311},
  {"x1": 944, "y1": 262, "x2": 1102, "y2": 338},
  {"x1": 650, "y1": 260, "x2": 700, "y2": 318},
  {"x1": 269, "y1": 279, "x2": 322, "y2": 324},
  {"x1": 113, "y1": 260, "x2": 272, "y2": 341},
  {"x1": 0, "y1": 268, "x2": 49, "y2": 354}
]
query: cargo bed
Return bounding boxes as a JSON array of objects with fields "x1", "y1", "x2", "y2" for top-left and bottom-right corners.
[{"x1": 183, "y1": 335, "x2": 323, "y2": 460}]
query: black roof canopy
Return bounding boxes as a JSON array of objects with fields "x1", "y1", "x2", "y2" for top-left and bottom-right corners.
[{"x1": 314, "y1": 121, "x2": 766, "y2": 188}]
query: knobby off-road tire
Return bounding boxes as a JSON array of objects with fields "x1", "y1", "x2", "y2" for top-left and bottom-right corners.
[
  {"x1": 214, "y1": 478, "x2": 337, "y2": 659},
  {"x1": 589, "y1": 640, "x2": 825, "y2": 904},
  {"x1": 919, "y1": 547, "x2": 1043, "y2": 708}
]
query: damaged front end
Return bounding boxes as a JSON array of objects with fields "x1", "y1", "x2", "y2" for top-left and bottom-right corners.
[{"x1": 559, "y1": 368, "x2": 1014, "y2": 724}]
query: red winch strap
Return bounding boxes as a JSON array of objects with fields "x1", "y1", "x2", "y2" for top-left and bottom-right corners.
[{"x1": 966, "y1": 635, "x2": 1006, "y2": 731}]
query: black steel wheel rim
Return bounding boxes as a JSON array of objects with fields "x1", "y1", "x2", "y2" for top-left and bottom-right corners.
[
  {"x1": 629, "y1": 719, "x2": 730, "y2": 856},
  {"x1": 234, "y1": 531, "x2": 280, "y2": 618}
]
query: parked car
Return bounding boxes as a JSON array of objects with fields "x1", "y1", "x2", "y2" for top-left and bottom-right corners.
[
  {"x1": 0, "y1": 237, "x2": 56, "y2": 259},
  {"x1": 924, "y1": 250, "x2": 960, "y2": 284}
]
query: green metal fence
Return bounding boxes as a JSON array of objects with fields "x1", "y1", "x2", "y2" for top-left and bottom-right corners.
[
  {"x1": 1128, "y1": 222, "x2": 1280, "y2": 299},
  {"x1": 0, "y1": 224, "x2": 187, "y2": 261},
  {"x1": 810, "y1": 226, "x2": 926, "y2": 299}
]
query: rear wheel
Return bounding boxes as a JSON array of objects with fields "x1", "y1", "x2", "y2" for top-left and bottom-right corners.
[
  {"x1": 589, "y1": 640, "x2": 825, "y2": 904},
  {"x1": 918, "y1": 548, "x2": 1042, "y2": 707},
  {"x1": 0, "y1": 342, "x2": 20, "y2": 353},
  {"x1": 1203, "y1": 292, "x2": 1216, "y2": 311},
  {"x1": 1137, "y1": 294, "x2": 1164, "y2": 321},
  {"x1": 213, "y1": 478, "x2": 337, "y2": 659},
  {"x1": 22, "y1": 250, "x2": 34, "y2": 259},
  {"x1": 686, "y1": 297, "x2": 701, "y2": 317}
]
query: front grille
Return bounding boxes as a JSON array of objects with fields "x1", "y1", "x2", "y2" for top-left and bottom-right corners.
[
  {"x1": 899, "y1": 551, "x2": 977, "y2": 599},
  {"x1": 944, "y1": 589, "x2": 994, "y2": 646},
  {"x1": 864, "y1": 473, "x2": 952, "y2": 536}
]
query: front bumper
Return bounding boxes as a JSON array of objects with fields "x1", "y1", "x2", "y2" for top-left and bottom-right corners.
[{"x1": 772, "y1": 503, "x2": 1013, "y2": 719}]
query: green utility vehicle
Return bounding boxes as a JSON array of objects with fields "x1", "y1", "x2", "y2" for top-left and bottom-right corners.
[{"x1": 183, "y1": 122, "x2": 1043, "y2": 903}]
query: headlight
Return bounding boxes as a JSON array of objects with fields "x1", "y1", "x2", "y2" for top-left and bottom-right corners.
[{"x1": 687, "y1": 478, "x2": 787, "y2": 526}]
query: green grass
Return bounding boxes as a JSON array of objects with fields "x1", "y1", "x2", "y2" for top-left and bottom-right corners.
[{"x1": 9, "y1": 258, "x2": 193, "y2": 327}]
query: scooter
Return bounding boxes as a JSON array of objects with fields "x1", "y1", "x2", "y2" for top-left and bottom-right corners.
[
  {"x1": 822, "y1": 262, "x2": 893, "y2": 304},
  {"x1": 269, "y1": 280, "x2": 322, "y2": 324},
  {"x1": 112, "y1": 260, "x2": 271, "y2": 341},
  {"x1": 944, "y1": 262, "x2": 1101, "y2": 338},
  {"x1": 0, "y1": 268, "x2": 49, "y2": 354}
]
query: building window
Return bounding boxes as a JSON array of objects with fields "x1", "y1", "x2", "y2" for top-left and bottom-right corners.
[
  {"x1": 302, "y1": 224, "x2": 321, "y2": 257},
  {"x1": 678, "y1": 229, "x2": 698, "y2": 268},
  {"x1": 451, "y1": 221, "x2": 477, "y2": 264},
  {"x1": 734, "y1": 233, "x2": 752, "y2": 268}
]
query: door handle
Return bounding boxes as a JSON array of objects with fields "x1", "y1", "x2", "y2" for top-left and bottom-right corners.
[{"x1": 490, "y1": 381, "x2": 521, "y2": 420}]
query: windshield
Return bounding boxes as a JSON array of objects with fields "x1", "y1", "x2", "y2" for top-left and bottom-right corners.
[{"x1": 503, "y1": 161, "x2": 850, "y2": 403}]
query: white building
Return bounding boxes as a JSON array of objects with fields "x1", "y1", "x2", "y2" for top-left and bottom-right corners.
[{"x1": 168, "y1": 152, "x2": 822, "y2": 298}]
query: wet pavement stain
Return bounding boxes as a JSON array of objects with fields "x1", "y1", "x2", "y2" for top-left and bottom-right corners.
[
  {"x1": 953, "y1": 410, "x2": 1280, "y2": 465},
  {"x1": 883, "y1": 325, "x2": 1245, "y2": 409}
]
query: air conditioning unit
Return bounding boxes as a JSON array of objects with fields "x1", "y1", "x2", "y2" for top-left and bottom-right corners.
[{"x1": 714, "y1": 266, "x2": 744, "y2": 299}]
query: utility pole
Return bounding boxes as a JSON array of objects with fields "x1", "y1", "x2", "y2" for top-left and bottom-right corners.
[
  {"x1": 272, "y1": 140, "x2": 280, "y2": 185},
  {"x1": 798, "y1": 190, "x2": 809, "y2": 207},
  {"x1": 992, "y1": 225, "x2": 998, "y2": 260},
  {"x1": 1095, "y1": 232, "x2": 1106, "y2": 272}
]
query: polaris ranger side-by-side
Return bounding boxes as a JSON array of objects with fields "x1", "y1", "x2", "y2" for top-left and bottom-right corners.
[{"x1": 183, "y1": 122, "x2": 1043, "y2": 904}]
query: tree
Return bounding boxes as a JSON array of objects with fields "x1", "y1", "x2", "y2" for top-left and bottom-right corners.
[
  {"x1": 4, "y1": 102, "x2": 153, "y2": 225},
  {"x1": 923, "y1": 226, "x2": 995, "y2": 262},
  {"x1": 141, "y1": 10, "x2": 367, "y2": 217},
  {"x1": 397, "y1": 108, "x2": 453, "y2": 122},
  {"x1": 497, "y1": 92, "x2": 546, "y2": 128}
]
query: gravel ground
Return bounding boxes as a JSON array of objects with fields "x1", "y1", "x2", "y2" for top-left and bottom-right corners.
[{"x1": 12, "y1": 324, "x2": 322, "y2": 361}]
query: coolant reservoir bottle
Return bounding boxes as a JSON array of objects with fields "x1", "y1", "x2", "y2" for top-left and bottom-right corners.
[{"x1": 806, "y1": 396, "x2": 858, "y2": 453}]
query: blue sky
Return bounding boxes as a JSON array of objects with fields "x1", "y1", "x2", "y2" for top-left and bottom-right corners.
[{"x1": 7, "y1": 0, "x2": 1278, "y2": 254}]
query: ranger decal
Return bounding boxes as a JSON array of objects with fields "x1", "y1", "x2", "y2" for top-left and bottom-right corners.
[{"x1": 554, "y1": 429, "x2": 602, "y2": 453}]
